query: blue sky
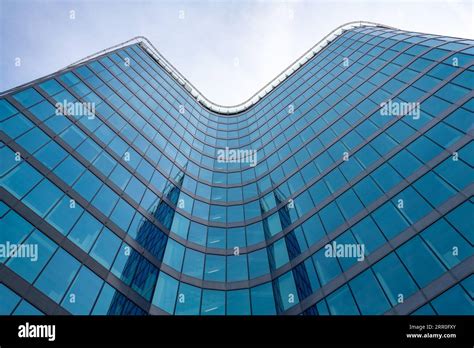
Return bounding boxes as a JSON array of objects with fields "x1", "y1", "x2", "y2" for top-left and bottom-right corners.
[{"x1": 0, "y1": 0, "x2": 472, "y2": 104}]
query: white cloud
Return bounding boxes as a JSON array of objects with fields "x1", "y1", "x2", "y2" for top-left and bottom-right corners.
[{"x1": 1, "y1": 0, "x2": 472, "y2": 105}]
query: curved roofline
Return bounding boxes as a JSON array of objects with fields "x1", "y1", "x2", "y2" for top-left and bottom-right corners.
[{"x1": 67, "y1": 21, "x2": 398, "y2": 115}]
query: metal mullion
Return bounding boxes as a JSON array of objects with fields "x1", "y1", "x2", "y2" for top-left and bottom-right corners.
[
  {"x1": 125, "y1": 36, "x2": 472, "y2": 184},
  {"x1": 126, "y1": 28, "x2": 362, "y2": 131},
  {"x1": 386, "y1": 254, "x2": 474, "y2": 315},
  {"x1": 89, "y1": 30, "x2": 437, "y2": 195},
  {"x1": 0, "y1": 130, "x2": 168, "y2": 264},
  {"x1": 3, "y1": 56, "x2": 471, "y2": 240},
  {"x1": 0, "y1": 264, "x2": 70, "y2": 315},
  {"x1": 1, "y1": 132, "x2": 274, "y2": 291},
  {"x1": 260, "y1": 126, "x2": 473, "y2": 272},
  {"x1": 1, "y1": 120, "x2": 237, "y2": 263},
  {"x1": 126, "y1": 30, "x2": 400, "y2": 145},
  {"x1": 254, "y1": 131, "x2": 473, "y2": 292},
  {"x1": 0, "y1": 188, "x2": 160, "y2": 315},
  {"x1": 283, "y1": 187, "x2": 472, "y2": 315}
]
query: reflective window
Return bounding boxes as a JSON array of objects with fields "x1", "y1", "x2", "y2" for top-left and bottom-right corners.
[
  {"x1": 397, "y1": 236, "x2": 446, "y2": 288},
  {"x1": 7, "y1": 230, "x2": 57, "y2": 282},
  {"x1": 35, "y1": 249, "x2": 80, "y2": 303},
  {"x1": 326, "y1": 285, "x2": 359, "y2": 315},
  {"x1": 152, "y1": 272, "x2": 178, "y2": 314},
  {"x1": 349, "y1": 269, "x2": 390, "y2": 314},
  {"x1": 251, "y1": 283, "x2": 276, "y2": 315},
  {"x1": 62, "y1": 266, "x2": 103, "y2": 314}
]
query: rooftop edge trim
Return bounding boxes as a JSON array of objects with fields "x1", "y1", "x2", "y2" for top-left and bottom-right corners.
[
  {"x1": 0, "y1": 21, "x2": 398, "y2": 114},
  {"x1": 65, "y1": 21, "x2": 398, "y2": 114}
]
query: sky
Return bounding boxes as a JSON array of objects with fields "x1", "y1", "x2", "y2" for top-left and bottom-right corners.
[{"x1": 0, "y1": 0, "x2": 473, "y2": 105}]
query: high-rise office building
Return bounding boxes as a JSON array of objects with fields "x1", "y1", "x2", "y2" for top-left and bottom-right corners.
[{"x1": 0, "y1": 22, "x2": 472, "y2": 316}]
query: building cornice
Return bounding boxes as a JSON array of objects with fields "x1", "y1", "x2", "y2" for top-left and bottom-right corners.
[{"x1": 65, "y1": 21, "x2": 397, "y2": 114}]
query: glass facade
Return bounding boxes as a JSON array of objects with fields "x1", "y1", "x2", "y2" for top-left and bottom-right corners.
[{"x1": 0, "y1": 24, "x2": 473, "y2": 316}]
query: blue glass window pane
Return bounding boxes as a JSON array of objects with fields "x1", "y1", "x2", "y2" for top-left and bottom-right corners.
[
  {"x1": 73, "y1": 171, "x2": 102, "y2": 201},
  {"x1": 349, "y1": 269, "x2": 390, "y2": 314},
  {"x1": 389, "y1": 150, "x2": 423, "y2": 178},
  {"x1": 461, "y1": 276, "x2": 474, "y2": 298},
  {"x1": 251, "y1": 282, "x2": 276, "y2": 315},
  {"x1": 34, "y1": 141, "x2": 67, "y2": 170},
  {"x1": 0, "y1": 211, "x2": 35, "y2": 262},
  {"x1": 23, "y1": 179, "x2": 63, "y2": 217},
  {"x1": 434, "y1": 156, "x2": 474, "y2": 191},
  {"x1": 67, "y1": 212, "x2": 102, "y2": 252},
  {"x1": 372, "y1": 202, "x2": 410, "y2": 239},
  {"x1": 7, "y1": 230, "x2": 57, "y2": 283},
  {"x1": 62, "y1": 266, "x2": 103, "y2": 314},
  {"x1": 152, "y1": 272, "x2": 178, "y2": 314},
  {"x1": 413, "y1": 172, "x2": 456, "y2": 207},
  {"x1": 0, "y1": 284, "x2": 21, "y2": 314},
  {"x1": 53, "y1": 156, "x2": 85, "y2": 185},
  {"x1": 0, "y1": 99, "x2": 18, "y2": 120},
  {"x1": 0, "y1": 147, "x2": 18, "y2": 177},
  {"x1": 124, "y1": 177, "x2": 146, "y2": 204},
  {"x1": 227, "y1": 227, "x2": 246, "y2": 248},
  {"x1": 371, "y1": 163, "x2": 403, "y2": 192},
  {"x1": 175, "y1": 283, "x2": 201, "y2": 315},
  {"x1": 2, "y1": 114, "x2": 33, "y2": 138},
  {"x1": 431, "y1": 285, "x2": 474, "y2": 315},
  {"x1": 13, "y1": 88, "x2": 43, "y2": 108},
  {"x1": 302, "y1": 214, "x2": 326, "y2": 246},
  {"x1": 89, "y1": 228, "x2": 121, "y2": 270},
  {"x1": 227, "y1": 254, "x2": 248, "y2": 282},
  {"x1": 91, "y1": 185, "x2": 118, "y2": 217},
  {"x1": 412, "y1": 303, "x2": 436, "y2": 315},
  {"x1": 392, "y1": 187, "x2": 432, "y2": 224},
  {"x1": 337, "y1": 189, "x2": 364, "y2": 220},
  {"x1": 351, "y1": 217, "x2": 386, "y2": 254},
  {"x1": 246, "y1": 222, "x2": 265, "y2": 245},
  {"x1": 46, "y1": 196, "x2": 84, "y2": 235},
  {"x1": 39, "y1": 79, "x2": 63, "y2": 95},
  {"x1": 170, "y1": 213, "x2": 190, "y2": 239},
  {"x1": 16, "y1": 128, "x2": 49, "y2": 154},
  {"x1": 421, "y1": 219, "x2": 472, "y2": 268},
  {"x1": 201, "y1": 289, "x2": 225, "y2": 315},
  {"x1": 109, "y1": 199, "x2": 135, "y2": 232},
  {"x1": 188, "y1": 222, "x2": 207, "y2": 246},
  {"x1": 182, "y1": 249, "x2": 204, "y2": 279},
  {"x1": 110, "y1": 164, "x2": 132, "y2": 190},
  {"x1": 397, "y1": 236, "x2": 446, "y2": 288},
  {"x1": 248, "y1": 248, "x2": 270, "y2": 279},
  {"x1": 326, "y1": 285, "x2": 359, "y2": 315},
  {"x1": 110, "y1": 243, "x2": 133, "y2": 281},
  {"x1": 274, "y1": 271, "x2": 300, "y2": 312},
  {"x1": 407, "y1": 136, "x2": 443, "y2": 162},
  {"x1": 353, "y1": 176, "x2": 383, "y2": 207},
  {"x1": 204, "y1": 254, "x2": 225, "y2": 282},
  {"x1": 319, "y1": 202, "x2": 344, "y2": 234},
  {"x1": 227, "y1": 289, "x2": 250, "y2": 315},
  {"x1": 35, "y1": 248, "x2": 80, "y2": 303},
  {"x1": 372, "y1": 253, "x2": 418, "y2": 306},
  {"x1": 313, "y1": 248, "x2": 342, "y2": 286},
  {"x1": 91, "y1": 283, "x2": 116, "y2": 315},
  {"x1": 162, "y1": 239, "x2": 185, "y2": 272},
  {"x1": 269, "y1": 239, "x2": 289, "y2": 270},
  {"x1": 304, "y1": 258, "x2": 320, "y2": 292},
  {"x1": 12, "y1": 301, "x2": 43, "y2": 315},
  {"x1": 2, "y1": 163, "x2": 42, "y2": 199},
  {"x1": 333, "y1": 232, "x2": 359, "y2": 271},
  {"x1": 446, "y1": 201, "x2": 474, "y2": 244}
]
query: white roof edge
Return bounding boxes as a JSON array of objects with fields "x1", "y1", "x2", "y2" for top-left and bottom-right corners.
[{"x1": 67, "y1": 21, "x2": 398, "y2": 115}]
